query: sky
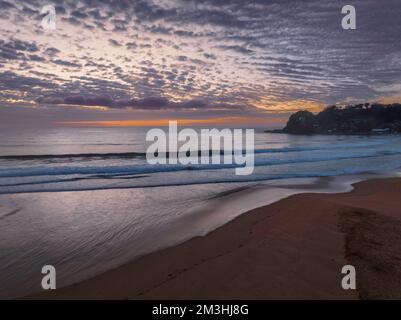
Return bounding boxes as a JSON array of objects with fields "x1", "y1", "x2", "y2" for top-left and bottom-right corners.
[{"x1": 0, "y1": 0, "x2": 401, "y2": 128}]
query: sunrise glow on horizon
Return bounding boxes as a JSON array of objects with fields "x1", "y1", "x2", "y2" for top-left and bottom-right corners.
[{"x1": 57, "y1": 116, "x2": 288, "y2": 127}]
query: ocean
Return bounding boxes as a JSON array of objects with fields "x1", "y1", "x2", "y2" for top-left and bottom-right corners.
[{"x1": 1, "y1": 126, "x2": 401, "y2": 298}]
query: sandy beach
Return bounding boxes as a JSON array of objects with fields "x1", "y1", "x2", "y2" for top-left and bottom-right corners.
[{"x1": 28, "y1": 178, "x2": 401, "y2": 300}]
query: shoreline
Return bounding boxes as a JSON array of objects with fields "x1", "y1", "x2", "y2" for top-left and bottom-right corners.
[{"x1": 26, "y1": 177, "x2": 401, "y2": 300}]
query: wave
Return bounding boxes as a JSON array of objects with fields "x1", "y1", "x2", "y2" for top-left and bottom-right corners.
[
  {"x1": 1, "y1": 162, "x2": 401, "y2": 195},
  {"x1": 1, "y1": 149, "x2": 400, "y2": 180}
]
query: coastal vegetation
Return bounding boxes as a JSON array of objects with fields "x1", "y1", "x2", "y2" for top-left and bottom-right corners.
[{"x1": 280, "y1": 103, "x2": 401, "y2": 135}]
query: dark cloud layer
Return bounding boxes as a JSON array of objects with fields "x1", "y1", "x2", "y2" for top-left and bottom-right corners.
[{"x1": 36, "y1": 95, "x2": 217, "y2": 110}]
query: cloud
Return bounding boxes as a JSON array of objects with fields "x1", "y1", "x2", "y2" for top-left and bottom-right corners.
[
  {"x1": 35, "y1": 95, "x2": 231, "y2": 110},
  {"x1": 0, "y1": 0, "x2": 14, "y2": 9},
  {"x1": 0, "y1": 39, "x2": 39, "y2": 61},
  {"x1": 44, "y1": 47, "x2": 60, "y2": 56},
  {"x1": 52, "y1": 59, "x2": 82, "y2": 68},
  {"x1": 1, "y1": 0, "x2": 401, "y2": 113},
  {"x1": 0, "y1": 71, "x2": 56, "y2": 91},
  {"x1": 28, "y1": 54, "x2": 45, "y2": 62}
]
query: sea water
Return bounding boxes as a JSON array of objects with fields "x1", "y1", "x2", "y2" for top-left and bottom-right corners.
[{"x1": 1, "y1": 126, "x2": 401, "y2": 298}]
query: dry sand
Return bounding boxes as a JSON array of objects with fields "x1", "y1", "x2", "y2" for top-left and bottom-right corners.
[{"x1": 28, "y1": 178, "x2": 401, "y2": 300}]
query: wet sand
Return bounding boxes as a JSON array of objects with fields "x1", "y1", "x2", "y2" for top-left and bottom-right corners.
[{"x1": 28, "y1": 178, "x2": 401, "y2": 300}]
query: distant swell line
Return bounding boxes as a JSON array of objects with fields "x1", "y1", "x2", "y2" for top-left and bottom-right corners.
[
  {"x1": 0, "y1": 148, "x2": 313, "y2": 160},
  {"x1": 0, "y1": 152, "x2": 147, "y2": 160},
  {"x1": 0, "y1": 140, "x2": 392, "y2": 161}
]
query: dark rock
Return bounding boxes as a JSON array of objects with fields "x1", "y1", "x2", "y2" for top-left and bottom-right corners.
[{"x1": 281, "y1": 103, "x2": 401, "y2": 135}]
